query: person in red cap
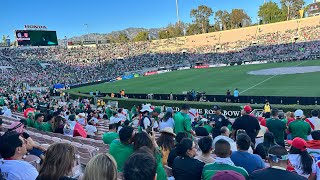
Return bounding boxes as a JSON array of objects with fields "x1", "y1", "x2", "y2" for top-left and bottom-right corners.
[
  {"x1": 232, "y1": 105, "x2": 260, "y2": 145},
  {"x1": 287, "y1": 137, "x2": 316, "y2": 179}
]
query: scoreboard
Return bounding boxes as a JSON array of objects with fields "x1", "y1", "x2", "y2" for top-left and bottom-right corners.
[{"x1": 15, "y1": 30, "x2": 58, "y2": 46}]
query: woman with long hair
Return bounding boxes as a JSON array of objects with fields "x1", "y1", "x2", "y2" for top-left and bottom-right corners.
[
  {"x1": 172, "y1": 138, "x2": 205, "y2": 180},
  {"x1": 159, "y1": 111, "x2": 174, "y2": 130},
  {"x1": 288, "y1": 137, "x2": 316, "y2": 179},
  {"x1": 133, "y1": 132, "x2": 167, "y2": 180},
  {"x1": 83, "y1": 153, "x2": 117, "y2": 180},
  {"x1": 254, "y1": 132, "x2": 277, "y2": 159},
  {"x1": 156, "y1": 127, "x2": 175, "y2": 165},
  {"x1": 36, "y1": 143, "x2": 76, "y2": 180}
]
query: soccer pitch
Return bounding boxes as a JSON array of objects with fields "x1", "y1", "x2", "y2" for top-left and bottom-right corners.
[{"x1": 70, "y1": 60, "x2": 320, "y2": 97}]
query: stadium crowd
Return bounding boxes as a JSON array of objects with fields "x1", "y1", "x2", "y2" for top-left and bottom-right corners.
[
  {"x1": 0, "y1": 91, "x2": 319, "y2": 180},
  {"x1": 0, "y1": 25, "x2": 319, "y2": 93}
]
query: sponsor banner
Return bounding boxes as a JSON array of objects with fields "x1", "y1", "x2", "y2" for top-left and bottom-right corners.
[
  {"x1": 122, "y1": 74, "x2": 134, "y2": 80},
  {"x1": 116, "y1": 77, "x2": 122, "y2": 81},
  {"x1": 24, "y1": 25, "x2": 47, "y2": 30},
  {"x1": 178, "y1": 67, "x2": 190, "y2": 70},
  {"x1": 134, "y1": 73, "x2": 140, "y2": 78},
  {"x1": 194, "y1": 65, "x2": 209, "y2": 69},
  {"x1": 157, "y1": 70, "x2": 171, "y2": 74},
  {"x1": 144, "y1": 71, "x2": 158, "y2": 76},
  {"x1": 83, "y1": 41, "x2": 96, "y2": 45}
]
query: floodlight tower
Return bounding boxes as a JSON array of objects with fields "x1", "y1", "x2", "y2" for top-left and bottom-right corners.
[{"x1": 176, "y1": 0, "x2": 180, "y2": 24}]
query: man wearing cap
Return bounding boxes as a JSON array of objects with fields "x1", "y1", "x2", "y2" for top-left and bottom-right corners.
[
  {"x1": 209, "y1": 105, "x2": 231, "y2": 139},
  {"x1": 232, "y1": 105, "x2": 260, "y2": 145},
  {"x1": 195, "y1": 120, "x2": 209, "y2": 136},
  {"x1": 289, "y1": 109, "x2": 311, "y2": 140},
  {"x1": 139, "y1": 104, "x2": 153, "y2": 133},
  {"x1": 250, "y1": 145, "x2": 307, "y2": 180},
  {"x1": 173, "y1": 104, "x2": 195, "y2": 137}
]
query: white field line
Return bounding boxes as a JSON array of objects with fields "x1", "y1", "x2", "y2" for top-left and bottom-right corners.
[{"x1": 240, "y1": 61, "x2": 308, "y2": 94}]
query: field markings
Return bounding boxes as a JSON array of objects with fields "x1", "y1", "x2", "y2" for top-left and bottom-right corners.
[{"x1": 240, "y1": 61, "x2": 308, "y2": 95}]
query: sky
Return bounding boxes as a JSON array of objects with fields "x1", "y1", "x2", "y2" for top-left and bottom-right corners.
[{"x1": 0, "y1": 0, "x2": 313, "y2": 39}]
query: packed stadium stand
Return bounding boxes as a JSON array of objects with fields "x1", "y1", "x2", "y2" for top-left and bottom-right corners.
[{"x1": 0, "y1": 16, "x2": 320, "y2": 180}]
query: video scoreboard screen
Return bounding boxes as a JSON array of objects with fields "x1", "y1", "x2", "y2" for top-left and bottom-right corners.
[{"x1": 15, "y1": 30, "x2": 58, "y2": 46}]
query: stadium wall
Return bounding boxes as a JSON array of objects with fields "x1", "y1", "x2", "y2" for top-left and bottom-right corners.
[{"x1": 68, "y1": 92, "x2": 320, "y2": 118}]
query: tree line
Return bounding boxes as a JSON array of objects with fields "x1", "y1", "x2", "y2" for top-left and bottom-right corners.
[{"x1": 107, "y1": 0, "x2": 306, "y2": 43}]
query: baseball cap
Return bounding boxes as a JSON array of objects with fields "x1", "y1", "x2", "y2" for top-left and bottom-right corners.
[
  {"x1": 153, "y1": 107, "x2": 161, "y2": 114},
  {"x1": 294, "y1": 109, "x2": 304, "y2": 118},
  {"x1": 287, "y1": 137, "x2": 308, "y2": 151},
  {"x1": 212, "y1": 105, "x2": 221, "y2": 111},
  {"x1": 242, "y1": 105, "x2": 252, "y2": 113},
  {"x1": 211, "y1": 170, "x2": 245, "y2": 180}
]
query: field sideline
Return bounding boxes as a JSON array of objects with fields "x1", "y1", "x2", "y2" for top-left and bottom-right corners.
[{"x1": 69, "y1": 60, "x2": 320, "y2": 97}]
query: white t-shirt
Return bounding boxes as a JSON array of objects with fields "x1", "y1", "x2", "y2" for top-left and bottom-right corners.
[
  {"x1": 0, "y1": 159, "x2": 38, "y2": 180},
  {"x1": 142, "y1": 117, "x2": 151, "y2": 130},
  {"x1": 85, "y1": 125, "x2": 97, "y2": 136},
  {"x1": 288, "y1": 154, "x2": 316, "y2": 178},
  {"x1": 110, "y1": 116, "x2": 121, "y2": 124},
  {"x1": 77, "y1": 117, "x2": 86, "y2": 125},
  {"x1": 213, "y1": 135, "x2": 238, "y2": 152}
]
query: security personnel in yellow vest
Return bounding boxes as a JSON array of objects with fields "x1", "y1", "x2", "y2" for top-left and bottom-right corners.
[{"x1": 263, "y1": 101, "x2": 272, "y2": 118}]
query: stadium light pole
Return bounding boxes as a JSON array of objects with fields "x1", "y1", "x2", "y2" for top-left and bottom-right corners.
[
  {"x1": 84, "y1": 23, "x2": 89, "y2": 41},
  {"x1": 176, "y1": 0, "x2": 180, "y2": 24}
]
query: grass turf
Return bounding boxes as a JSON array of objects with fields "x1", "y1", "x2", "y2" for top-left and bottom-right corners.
[{"x1": 69, "y1": 60, "x2": 320, "y2": 97}]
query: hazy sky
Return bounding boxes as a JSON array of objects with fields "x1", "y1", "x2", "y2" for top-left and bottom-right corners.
[{"x1": 0, "y1": 0, "x2": 313, "y2": 39}]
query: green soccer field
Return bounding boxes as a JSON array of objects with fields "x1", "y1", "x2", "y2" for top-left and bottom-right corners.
[{"x1": 69, "y1": 60, "x2": 320, "y2": 97}]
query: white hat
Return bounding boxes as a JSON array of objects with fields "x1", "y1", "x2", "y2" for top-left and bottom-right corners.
[
  {"x1": 160, "y1": 127, "x2": 176, "y2": 137},
  {"x1": 78, "y1": 113, "x2": 86, "y2": 117},
  {"x1": 140, "y1": 104, "x2": 153, "y2": 112},
  {"x1": 294, "y1": 109, "x2": 304, "y2": 118}
]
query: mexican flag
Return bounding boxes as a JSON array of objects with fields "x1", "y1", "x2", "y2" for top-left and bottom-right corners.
[{"x1": 64, "y1": 121, "x2": 87, "y2": 138}]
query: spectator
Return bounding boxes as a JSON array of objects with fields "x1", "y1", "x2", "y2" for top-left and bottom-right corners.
[
  {"x1": 42, "y1": 114, "x2": 55, "y2": 132},
  {"x1": 8, "y1": 121, "x2": 46, "y2": 161},
  {"x1": 36, "y1": 143, "x2": 76, "y2": 180},
  {"x1": 307, "y1": 130, "x2": 320, "y2": 161},
  {"x1": 232, "y1": 105, "x2": 261, "y2": 145},
  {"x1": 123, "y1": 147, "x2": 157, "y2": 180},
  {"x1": 209, "y1": 105, "x2": 230, "y2": 139},
  {"x1": 213, "y1": 126, "x2": 237, "y2": 152},
  {"x1": 83, "y1": 153, "x2": 117, "y2": 180},
  {"x1": 254, "y1": 132, "x2": 277, "y2": 159},
  {"x1": 172, "y1": 138, "x2": 205, "y2": 180},
  {"x1": 286, "y1": 111, "x2": 296, "y2": 126},
  {"x1": 250, "y1": 145, "x2": 307, "y2": 180},
  {"x1": 194, "y1": 120, "x2": 209, "y2": 136},
  {"x1": 109, "y1": 126, "x2": 134, "y2": 172},
  {"x1": 173, "y1": 104, "x2": 195, "y2": 137},
  {"x1": 289, "y1": 110, "x2": 312, "y2": 140},
  {"x1": 133, "y1": 132, "x2": 167, "y2": 180},
  {"x1": 305, "y1": 110, "x2": 320, "y2": 131},
  {"x1": 212, "y1": 170, "x2": 246, "y2": 180},
  {"x1": 139, "y1": 104, "x2": 153, "y2": 133},
  {"x1": 85, "y1": 119, "x2": 98, "y2": 138},
  {"x1": 102, "y1": 123, "x2": 119, "y2": 144},
  {"x1": 167, "y1": 132, "x2": 189, "y2": 167},
  {"x1": 53, "y1": 115, "x2": 65, "y2": 134},
  {"x1": 231, "y1": 134, "x2": 265, "y2": 174},
  {"x1": 202, "y1": 139, "x2": 249, "y2": 180},
  {"x1": 159, "y1": 111, "x2": 175, "y2": 130},
  {"x1": 34, "y1": 113, "x2": 45, "y2": 130},
  {"x1": 157, "y1": 127, "x2": 175, "y2": 165},
  {"x1": 0, "y1": 131, "x2": 38, "y2": 180},
  {"x1": 266, "y1": 108, "x2": 287, "y2": 147},
  {"x1": 195, "y1": 136, "x2": 214, "y2": 164},
  {"x1": 0, "y1": 118, "x2": 3, "y2": 132},
  {"x1": 287, "y1": 137, "x2": 316, "y2": 179}
]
